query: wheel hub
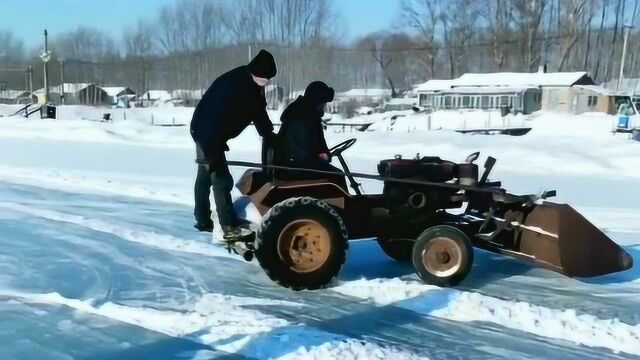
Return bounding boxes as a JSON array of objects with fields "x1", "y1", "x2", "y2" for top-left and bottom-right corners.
[
  {"x1": 422, "y1": 237, "x2": 463, "y2": 278},
  {"x1": 278, "y1": 219, "x2": 331, "y2": 273}
]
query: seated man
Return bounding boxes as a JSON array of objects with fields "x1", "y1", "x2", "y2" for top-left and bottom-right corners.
[{"x1": 277, "y1": 81, "x2": 347, "y2": 190}]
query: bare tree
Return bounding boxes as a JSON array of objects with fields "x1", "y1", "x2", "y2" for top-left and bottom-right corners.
[
  {"x1": 513, "y1": 0, "x2": 548, "y2": 71},
  {"x1": 123, "y1": 20, "x2": 156, "y2": 93},
  {"x1": 557, "y1": 0, "x2": 589, "y2": 71},
  {"x1": 400, "y1": 0, "x2": 440, "y2": 77}
]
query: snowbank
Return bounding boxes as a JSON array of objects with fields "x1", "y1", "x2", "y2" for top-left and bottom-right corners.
[{"x1": 333, "y1": 278, "x2": 640, "y2": 355}]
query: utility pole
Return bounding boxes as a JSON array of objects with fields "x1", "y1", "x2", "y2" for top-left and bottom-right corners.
[
  {"x1": 248, "y1": 44, "x2": 252, "y2": 62},
  {"x1": 618, "y1": 25, "x2": 633, "y2": 92},
  {"x1": 41, "y1": 29, "x2": 52, "y2": 104},
  {"x1": 58, "y1": 58, "x2": 65, "y2": 105},
  {"x1": 27, "y1": 66, "x2": 33, "y2": 96}
]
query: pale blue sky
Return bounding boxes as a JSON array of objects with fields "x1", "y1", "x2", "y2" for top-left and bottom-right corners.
[{"x1": 1, "y1": 0, "x2": 399, "y2": 48}]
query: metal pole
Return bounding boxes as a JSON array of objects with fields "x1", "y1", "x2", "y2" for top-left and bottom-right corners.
[
  {"x1": 59, "y1": 59, "x2": 65, "y2": 105},
  {"x1": 43, "y1": 30, "x2": 50, "y2": 104},
  {"x1": 248, "y1": 44, "x2": 252, "y2": 62},
  {"x1": 618, "y1": 25, "x2": 632, "y2": 91},
  {"x1": 28, "y1": 66, "x2": 33, "y2": 98}
]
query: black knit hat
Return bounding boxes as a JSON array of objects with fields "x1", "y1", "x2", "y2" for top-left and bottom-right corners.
[
  {"x1": 304, "y1": 81, "x2": 335, "y2": 105},
  {"x1": 248, "y1": 49, "x2": 277, "y2": 79}
]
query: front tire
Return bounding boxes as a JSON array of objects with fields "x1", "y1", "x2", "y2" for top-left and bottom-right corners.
[
  {"x1": 255, "y1": 197, "x2": 348, "y2": 290},
  {"x1": 412, "y1": 225, "x2": 473, "y2": 287}
]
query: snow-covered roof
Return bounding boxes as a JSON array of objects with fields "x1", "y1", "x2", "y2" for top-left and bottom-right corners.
[
  {"x1": 337, "y1": 88, "x2": 392, "y2": 98},
  {"x1": 453, "y1": 72, "x2": 590, "y2": 87},
  {"x1": 102, "y1": 87, "x2": 134, "y2": 97},
  {"x1": 0, "y1": 90, "x2": 30, "y2": 99},
  {"x1": 414, "y1": 80, "x2": 455, "y2": 92},
  {"x1": 171, "y1": 89, "x2": 203, "y2": 100},
  {"x1": 573, "y1": 85, "x2": 612, "y2": 96},
  {"x1": 34, "y1": 83, "x2": 92, "y2": 95},
  {"x1": 442, "y1": 85, "x2": 537, "y2": 94},
  {"x1": 140, "y1": 90, "x2": 172, "y2": 101}
]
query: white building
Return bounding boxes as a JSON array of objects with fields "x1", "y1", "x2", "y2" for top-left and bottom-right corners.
[{"x1": 415, "y1": 70, "x2": 598, "y2": 114}]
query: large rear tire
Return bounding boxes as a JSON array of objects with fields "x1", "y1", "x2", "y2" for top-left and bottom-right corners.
[
  {"x1": 255, "y1": 197, "x2": 348, "y2": 290},
  {"x1": 412, "y1": 225, "x2": 473, "y2": 287}
]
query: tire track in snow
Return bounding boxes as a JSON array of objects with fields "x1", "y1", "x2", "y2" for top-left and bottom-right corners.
[
  {"x1": 0, "y1": 202, "x2": 234, "y2": 260},
  {"x1": 0, "y1": 166, "x2": 191, "y2": 206},
  {"x1": 332, "y1": 278, "x2": 640, "y2": 356},
  {"x1": 0, "y1": 290, "x2": 425, "y2": 360}
]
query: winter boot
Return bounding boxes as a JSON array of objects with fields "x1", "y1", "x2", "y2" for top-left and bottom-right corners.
[
  {"x1": 194, "y1": 221, "x2": 214, "y2": 233},
  {"x1": 222, "y1": 225, "x2": 254, "y2": 242}
]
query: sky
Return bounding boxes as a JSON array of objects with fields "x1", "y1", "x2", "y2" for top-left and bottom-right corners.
[{"x1": 1, "y1": 0, "x2": 399, "y2": 49}]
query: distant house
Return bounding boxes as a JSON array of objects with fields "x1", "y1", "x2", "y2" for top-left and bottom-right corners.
[
  {"x1": 570, "y1": 85, "x2": 618, "y2": 114},
  {"x1": 382, "y1": 97, "x2": 416, "y2": 112},
  {"x1": 34, "y1": 83, "x2": 109, "y2": 105},
  {"x1": 326, "y1": 88, "x2": 392, "y2": 114},
  {"x1": 414, "y1": 80, "x2": 455, "y2": 109},
  {"x1": 171, "y1": 89, "x2": 203, "y2": 107},
  {"x1": 0, "y1": 90, "x2": 35, "y2": 104},
  {"x1": 415, "y1": 70, "x2": 604, "y2": 115},
  {"x1": 139, "y1": 90, "x2": 173, "y2": 107},
  {"x1": 102, "y1": 87, "x2": 136, "y2": 105},
  {"x1": 336, "y1": 88, "x2": 392, "y2": 104}
]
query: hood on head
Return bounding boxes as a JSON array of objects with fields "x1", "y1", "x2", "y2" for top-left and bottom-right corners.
[
  {"x1": 248, "y1": 49, "x2": 277, "y2": 79},
  {"x1": 304, "y1": 81, "x2": 334, "y2": 106}
]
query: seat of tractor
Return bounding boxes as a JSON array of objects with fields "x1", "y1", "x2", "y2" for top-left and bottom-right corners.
[{"x1": 242, "y1": 142, "x2": 349, "y2": 193}]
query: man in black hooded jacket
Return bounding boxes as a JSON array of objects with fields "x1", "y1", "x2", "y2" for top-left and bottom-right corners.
[
  {"x1": 277, "y1": 81, "x2": 347, "y2": 190},
  {"x1": 190, "y1": 49, "x2": 277, "y2": 240}
]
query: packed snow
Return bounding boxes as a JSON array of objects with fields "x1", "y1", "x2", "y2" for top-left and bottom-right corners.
[{"x1": 0, "y1": 104, "x2": 639, "y2": 359}]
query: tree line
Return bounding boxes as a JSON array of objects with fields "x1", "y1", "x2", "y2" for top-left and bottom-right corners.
[{"x1": 1, "y1": 0, "x2": 639, "y2": 99}]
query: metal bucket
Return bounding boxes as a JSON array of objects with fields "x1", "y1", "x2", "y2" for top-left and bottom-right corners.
[{"x1": 516, "y1": 203, "x2": 633, "y2": 277}]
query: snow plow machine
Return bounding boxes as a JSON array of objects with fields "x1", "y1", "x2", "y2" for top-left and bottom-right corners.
[{"x1": 229, "y1": 138, "x2": 633, "y2": 290}]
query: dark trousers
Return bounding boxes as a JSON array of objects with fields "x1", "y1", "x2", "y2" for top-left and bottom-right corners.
[{"x1": 194, "y1": 144, "x2": 238, "y2": 227}]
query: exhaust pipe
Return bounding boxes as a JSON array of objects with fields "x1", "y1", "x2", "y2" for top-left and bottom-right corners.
[{"x1": 408, "y1": 192, "x2": 427, "y2": 209}]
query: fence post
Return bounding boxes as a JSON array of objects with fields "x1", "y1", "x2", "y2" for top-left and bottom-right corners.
[
  {"x1": 151, "y1": 114, "x2": 154, "y2": 126},
  {"x1": 428, "y1": 115, "x2": 432, "y2": 131}
]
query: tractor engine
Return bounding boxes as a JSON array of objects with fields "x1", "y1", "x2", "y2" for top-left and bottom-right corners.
[{"x1": 377, "y1": 155, "x2": 478, "y2": 214}]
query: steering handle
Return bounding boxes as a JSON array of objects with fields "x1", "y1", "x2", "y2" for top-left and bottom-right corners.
[{"x1": 329, "y1": 138, "x2": 357, "y2": 157}]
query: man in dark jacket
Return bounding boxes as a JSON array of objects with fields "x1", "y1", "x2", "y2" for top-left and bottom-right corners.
[
  {"x1": 190, "y1": 49, "x2": 277, "y2": 240},
  {"x1": 277, "y1": 81, "x2": 347, "y2": 190}
]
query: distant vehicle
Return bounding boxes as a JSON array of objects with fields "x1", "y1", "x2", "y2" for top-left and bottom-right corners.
[{"x1": 614, "y1": 96, "x2": 639, "y2": 134}]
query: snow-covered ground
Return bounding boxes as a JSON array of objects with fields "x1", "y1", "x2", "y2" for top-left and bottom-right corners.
[{"x1": 0, "y1": 105, "x2": 639, "y2": 359}]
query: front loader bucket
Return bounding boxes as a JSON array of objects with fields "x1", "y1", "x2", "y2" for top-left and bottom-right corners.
[{"x1": 516, "y1": 202, "x2": 633, "y2": 277}]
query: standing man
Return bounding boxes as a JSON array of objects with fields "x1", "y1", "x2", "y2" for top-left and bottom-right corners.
[{"x1": 190, "y1": 49, "x2": 277, "y2": 241}]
